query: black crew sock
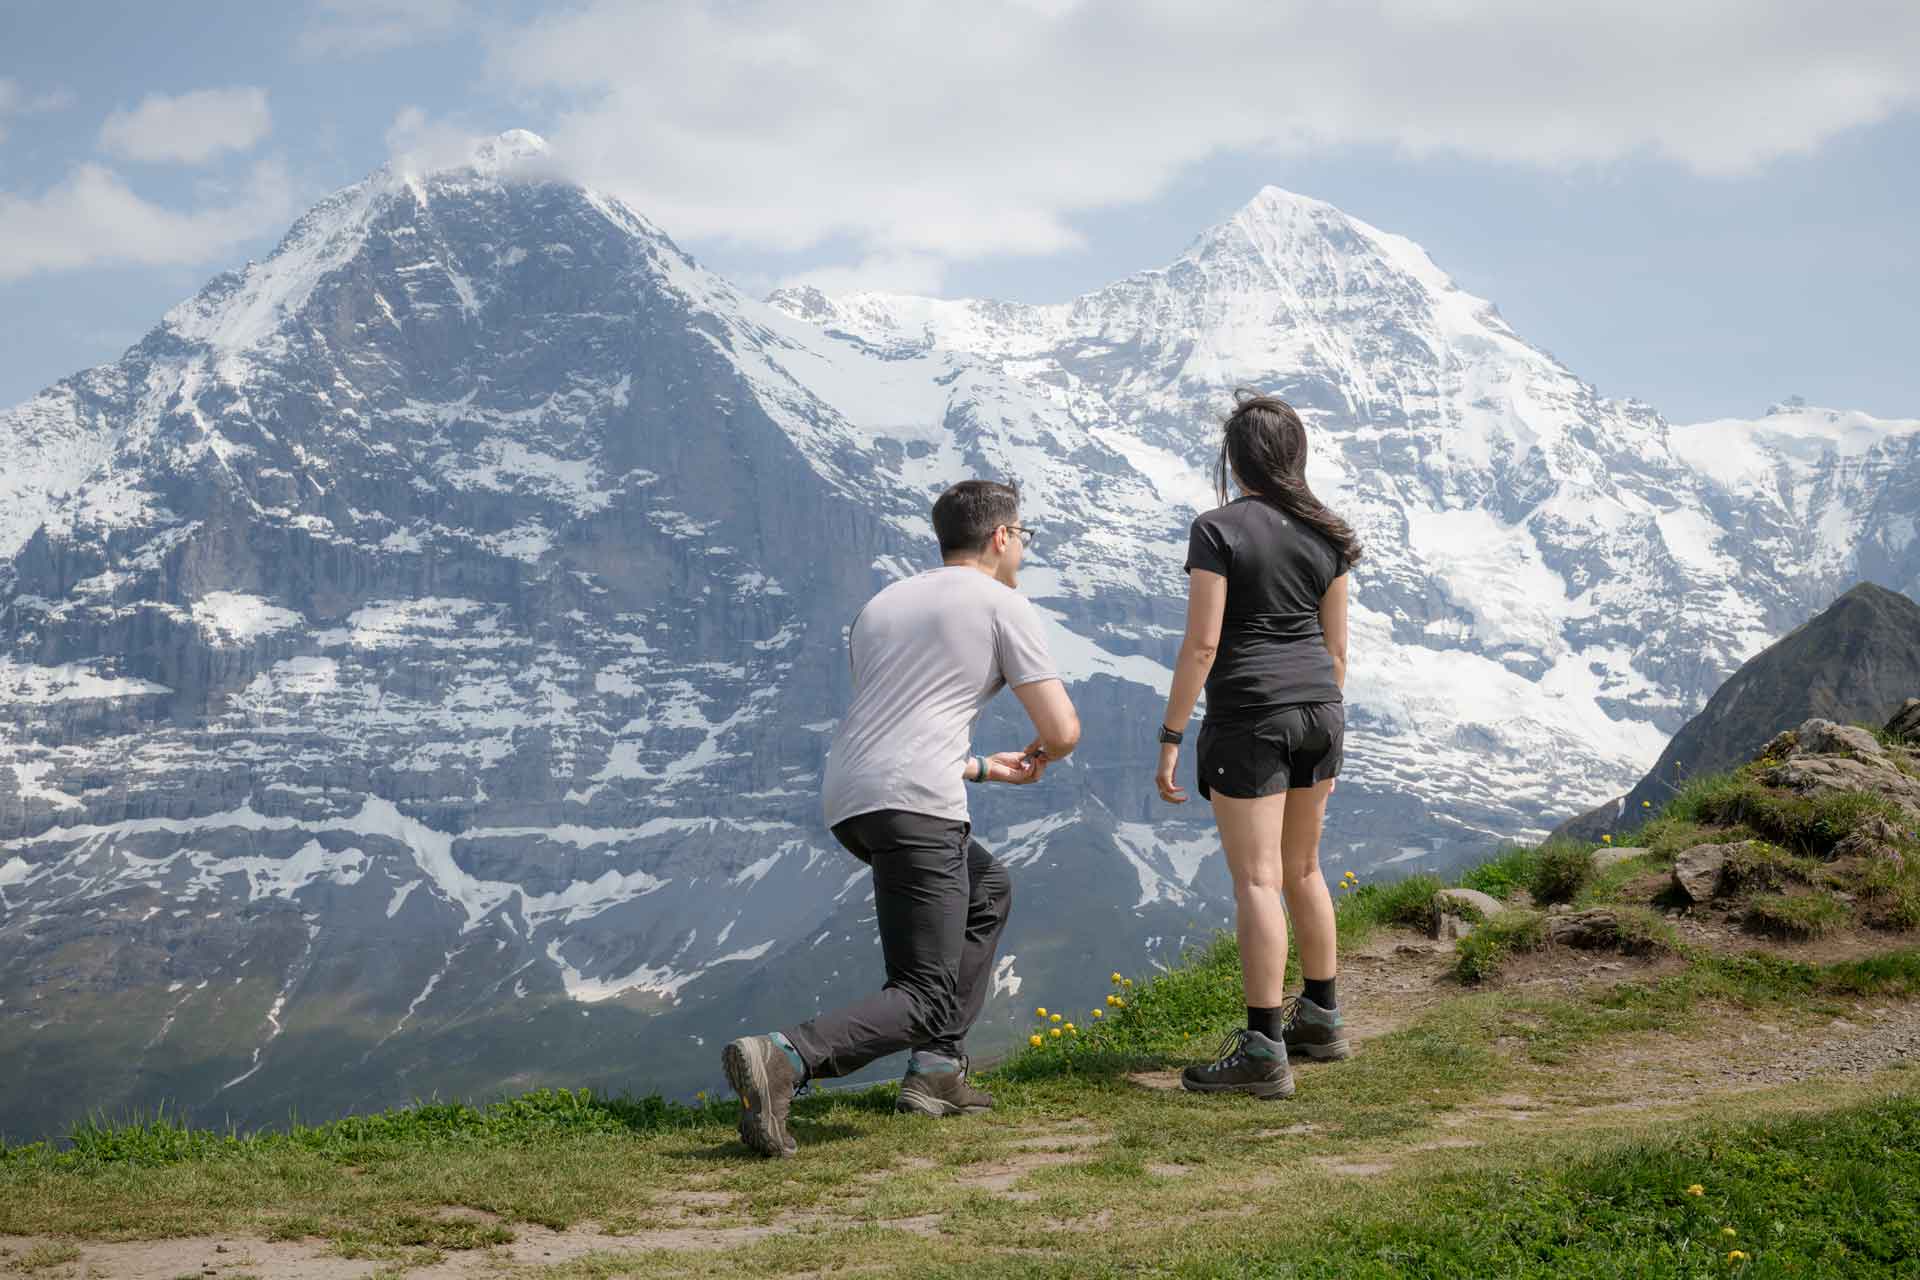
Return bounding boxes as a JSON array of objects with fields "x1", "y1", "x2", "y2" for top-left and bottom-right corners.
[
  {"x1": 1247, "y1": 1005, "x2": 1284, "y2": 1041},
  {"x1": 1303, "y1": 976, "x2": 1337, "y2": 1010}
]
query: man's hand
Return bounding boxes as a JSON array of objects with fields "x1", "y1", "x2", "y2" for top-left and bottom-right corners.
[
  {"x1": 1155, "y1": 742, "x2": 1186, "y2": 804},
  {"x1": 988, "y1": 750, "x2": 1045, "y2": 785}
]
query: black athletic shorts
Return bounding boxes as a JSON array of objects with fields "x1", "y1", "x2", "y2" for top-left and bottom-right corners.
[{"x1": 1196, "y1": 702, "x2": 1344, "y2": 800}]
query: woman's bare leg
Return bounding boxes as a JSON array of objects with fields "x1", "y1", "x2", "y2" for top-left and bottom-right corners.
[
  {"x1": 1209, "y1": 791, "x2": 1291, "y2": 1005},
  {"x1": 1280, "y1": 778, "x2": 1338, "y2": 990}
]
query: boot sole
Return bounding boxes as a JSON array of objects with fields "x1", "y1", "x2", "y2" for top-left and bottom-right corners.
[
  {"x1": 721, "y1": 1039, "x2": 793, "y2": 1158},
  {"x1": 1180, "y1": 1075, "x2": 1297, "y2": 1099},
  {"x1": 1290, "y1": 1039, "x2": 1353, "y2": 1061},
  {"x1": 895, "y1": 1091, "x2": 992, "y2": 1117}
]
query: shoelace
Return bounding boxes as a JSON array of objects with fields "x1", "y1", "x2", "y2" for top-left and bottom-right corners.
[{"x1": 1206, "y1": 1027, "x2": 1255, "y2": 1070}]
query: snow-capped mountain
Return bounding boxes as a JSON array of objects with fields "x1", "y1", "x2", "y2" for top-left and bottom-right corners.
[{"x1": 1, "y1": 133, "x2": 1913, "y2": 1139}]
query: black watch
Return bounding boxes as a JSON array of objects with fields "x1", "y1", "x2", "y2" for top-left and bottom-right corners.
[{"x1": 1157, "y1": 725, "x2": 1184, "y2": 745}]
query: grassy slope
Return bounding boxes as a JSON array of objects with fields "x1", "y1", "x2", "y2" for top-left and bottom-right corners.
[{"x1": 5, "y1": 764, "x2": 1920, "y2": 1277}]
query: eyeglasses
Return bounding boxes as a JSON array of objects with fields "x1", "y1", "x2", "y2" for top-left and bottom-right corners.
[{"x1": 1003, "y1": 525, "x2": 1037, "y2": 548}]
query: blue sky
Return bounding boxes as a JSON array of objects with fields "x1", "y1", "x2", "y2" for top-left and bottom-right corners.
[{"x1": 2, "y1": 0, "x2": 1916, "y2": 423}]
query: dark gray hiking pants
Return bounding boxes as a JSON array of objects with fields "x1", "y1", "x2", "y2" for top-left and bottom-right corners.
[{"x1": 781, "y1": 809, "x2": 1012, "y2": 1079}]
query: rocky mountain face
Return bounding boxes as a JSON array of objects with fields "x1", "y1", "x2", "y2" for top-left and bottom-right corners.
[
  {"x1": 1556, "y1": 583, "x2": 1920, "y2": 839},
  {"x1": 1, "y1": 133, "x2": 1915, "y2": 1140}
]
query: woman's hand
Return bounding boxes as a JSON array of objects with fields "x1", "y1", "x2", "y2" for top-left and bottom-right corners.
[{"x1": 1155, "y1": 742, "x2": 1186, "y2": 804}]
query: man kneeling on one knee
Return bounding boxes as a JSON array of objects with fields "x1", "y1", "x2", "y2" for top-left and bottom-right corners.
[{"x1": 723, "y1": 479, "x2": 1080, "y2": 1157}]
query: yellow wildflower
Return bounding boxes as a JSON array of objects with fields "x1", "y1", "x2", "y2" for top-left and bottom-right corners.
[
  {"x1": 1036, "y1": 1006, "x2": 1047, "y2": 1017},
  {"x1": 1106, "y1": 994, "x2": 1118, "y2": 1007},
  {"x1": 1721, "y1": 1228, "x2": 1737, "y2": 1239},
  {"x1": 695, "y1": 1091, "x2": 706, "y2": 1102},
  {"x1": 1726, "y1": 1251, "x2": 1747, "y2": 1262},
  {"x1": 1092, "y1": 1009, "x2": 1104, "y2": 1018},
  {"x1": 1113, "y1": 996, "x2": 1126, "y2": 1008},
  {"x1": 1686, "y1": 1184, "x2": 1705, "y2": 1196},
  {"x1": 1603, "y1": 834, "x2": 1613, "y2": 844},
  {"x1": 1111, "y1": 972, "x2": 1124, "y2": 983},
  {"x1": 1065, "y1": 1022, "x2": 1076, "y2": 1031},
  {"x1": 1643, "y1": 800, "x2": 1653, "y2": 808},
  {"x1": 1050, "y1": 1027, "x2": 1062, "y2": 1038},
  {"x1": 1122, "y1": 978, "x2": 1133, "y2": 988},
  {"x1": 1029, "y1": 1034, "x2": 1043, "y2": 1047},
  {"x1": 1050, "y1": 1013, "x2": 1062, "y2": 1023}
]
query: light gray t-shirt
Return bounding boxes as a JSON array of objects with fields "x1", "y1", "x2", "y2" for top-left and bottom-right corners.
[{"x1": 822, "y1": 566, "x2": 1060, "y2": 829}]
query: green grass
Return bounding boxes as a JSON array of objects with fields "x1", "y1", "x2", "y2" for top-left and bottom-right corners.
[
  {"x1": 1094, "y1": 1092, "x2": 1920, "y2": 1278},
  {"x1": 4, "y1": 1243, "x2": 82, "y2": 1273},
  {"x1": 1743, "y1": 893, "x2": 1852, "y2": 940},
  {"x1": 1335, "y1": 872, "x2": 1445, "y2": 947},
  {"x1": 1664, "y1": 769, "x2": 1907, "y2": 857}
]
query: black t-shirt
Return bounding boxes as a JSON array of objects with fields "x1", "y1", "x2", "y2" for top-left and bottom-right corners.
[{"x1": 1184, "y1": 496, "x2": 1346, "y2": 720}]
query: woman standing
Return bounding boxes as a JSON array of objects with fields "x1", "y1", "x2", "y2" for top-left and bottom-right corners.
[{"x1": 1154, "y1": 390, "x2": 1362, "y2": 1100}]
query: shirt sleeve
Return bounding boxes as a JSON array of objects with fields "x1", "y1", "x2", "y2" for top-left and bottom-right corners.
[
  {"x1": 993, "y1": 594, "x2": 1061, "y2": 688},
  {"x1": 1184, "y1": 515, "x2": 1230, "y2": 578}
]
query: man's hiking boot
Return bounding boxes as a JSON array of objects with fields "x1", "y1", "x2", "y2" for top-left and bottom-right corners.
[
  {"x1": 1180, "y1": 1028, "x2": 1296, "y2": 1099},
  {"x1": 897, "y1": 1054, "x2": 993, "y2": 1116},
  {"x1": 722, "y1": 1035, "x2": 799, "y2": 1157},
  {"x1": 1280, "y1": 995, "x2": 1352, "y2": 1061}
]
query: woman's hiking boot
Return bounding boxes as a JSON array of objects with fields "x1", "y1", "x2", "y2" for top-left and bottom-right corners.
[
  {"x1": 1280, "y1": 995, "x2": 1353, "y2": 1061},
  {"x1": 897, "y1": 1053, "x2": 994, "y2": 1116},
  {"x1": 722, "y1": 1035, "x2": 799, "y2": 1157},
  {"x1": 1180, "y1": 1027, "x2": 1296, "y2": 1099}
]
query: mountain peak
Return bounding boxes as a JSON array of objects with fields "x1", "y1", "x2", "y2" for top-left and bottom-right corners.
[{"x1": 465, "y1": 129, "x2": 553, "y2": 176}]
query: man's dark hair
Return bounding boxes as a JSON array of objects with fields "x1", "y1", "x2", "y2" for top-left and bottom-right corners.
[{"x1": 931, "y1": 480, "x2": 1020, "y2": 558}]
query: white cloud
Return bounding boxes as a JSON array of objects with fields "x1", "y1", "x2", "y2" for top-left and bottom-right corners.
[
  {"x1": 779, "y1": 253, "x2": 950, "y2": 297},
  {"x1": 100, "y1": 88, "x2": 272, "y2": 165},
  {"x1": 0, "y1": 161, "x2": 294, "y2": 282},
  {"x1": 489, "y1": 0, "x2": 1920, "y2": 274},
  {"x1": 0, "y1": 78, "x2": 75, "y2": 144},
  {"x1": 384, "y1": 106, "x2": 484, "y2": 172},
  {"x1": 302, "y1": 0, "x2": 468, "y2": 55}
]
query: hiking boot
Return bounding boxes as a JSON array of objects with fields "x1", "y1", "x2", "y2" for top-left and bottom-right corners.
[
  {"x1": 721, "y1": 1035, "x2": 799, "y2": 1157},
  {"x1": 1181, "y1": 1028, "x2": 1295, "y2": 1099},
  {"x1": 1280, "y1": 995, "x2": 1353, "y2": 1061},
  {"x1": 897, "y1": 1053, "x2": 994, "y2": 1116}
]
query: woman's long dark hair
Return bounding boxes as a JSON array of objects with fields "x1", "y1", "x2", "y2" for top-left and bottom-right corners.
[{"x1": 1215, "y1": 389, "x2": 1364, "y2": 567}]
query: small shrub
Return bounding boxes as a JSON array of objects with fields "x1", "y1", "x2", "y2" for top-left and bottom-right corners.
[
  {"x1": 1341, "y1": 872, "x2": 1445, "y2": 937},
  {"x1": 1720, "y1": 841, "x2": 1818, "y2": 894},
  {"x1": 1743, "y1": 892, "x2": 1851, "y2": 940},
  {"x1": 1455, "y1": 910, "x2": 1547, "y2": 983},
  {"x1": 1457, "y1": 845, "x2": 1542, "y2": 900},
  {"x1": 1529, "y1": 843, "x2": 1596, "y2": 905}
]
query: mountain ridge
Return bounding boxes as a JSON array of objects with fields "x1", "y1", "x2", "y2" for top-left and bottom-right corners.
[{"x1": 1, "y1": 131, "x2": 1915, "y2": 1139}]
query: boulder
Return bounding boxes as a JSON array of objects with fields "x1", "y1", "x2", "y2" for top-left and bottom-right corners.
[
  {"x1": 1673, "y1": 841, "x2": 1743, "y2": 902},
  {"x1": 1592, "y1": 845, "x2": 1648, "y2": 872},
  {"x1": 1888, "y1": 699, "x2": 1920, "y2": 745},
  {"x1": 1832, "y1": 815, "x2": 1909, "y2": 865},
  {"x1": 1795, "y1": 718, "x2": 1887, "y2": 760},
  {"x1": 1431, "y1": 887, "x2": 1504, "y2": 940},
  {"x1": 1546, "y1": 909, "x2": 1624, "y2": 949}
]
